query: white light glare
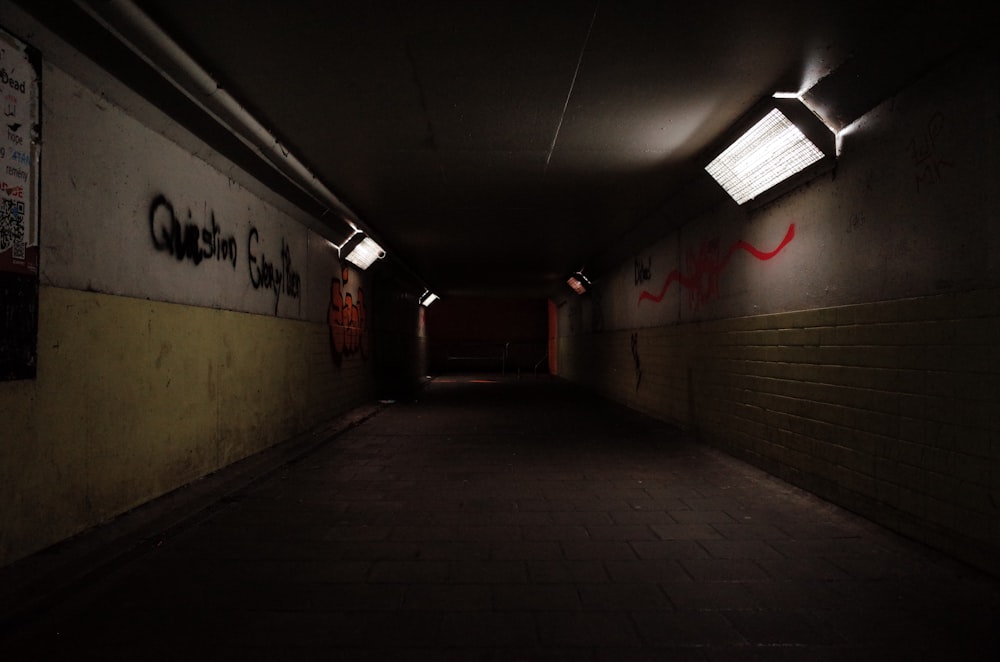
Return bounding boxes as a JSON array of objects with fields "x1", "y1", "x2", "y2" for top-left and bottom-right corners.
[
  {"x1": 420, "y1": 291, "x2": 439, "y2": 307},
  {"x1": 344, "y1": 237, "x2": 385, "y2": 270},
  {"x1": 705, "y1": 108, "x2": 825, "y2": 204}
]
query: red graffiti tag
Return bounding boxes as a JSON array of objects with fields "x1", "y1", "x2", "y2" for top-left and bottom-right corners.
[{"x1": 638, "y1": 223, "x2": 795, "y2": 308}]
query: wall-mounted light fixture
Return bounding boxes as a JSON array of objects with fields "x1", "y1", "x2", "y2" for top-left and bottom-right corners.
[
  {"x1": 566, "y1": 270, "x2": 591, "y2": 295},
  {"x1": 705, "y1": 94, "x2": 835, "y2": 206},
  {"x1": 419, "y1": 290, "x2": 439, "y2": 307},
  {"x1": 334, "y1": 226, "x2": 386, "y2": 270}
]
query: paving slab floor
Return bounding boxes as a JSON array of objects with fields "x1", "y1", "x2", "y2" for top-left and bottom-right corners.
[{"x1": 3, "y1": 375, "x2": 998, "y2": 661}]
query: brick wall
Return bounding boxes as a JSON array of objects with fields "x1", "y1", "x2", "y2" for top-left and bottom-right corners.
[{"x1": 559, "y1": 288, "x2": 1000, "y2": 575}]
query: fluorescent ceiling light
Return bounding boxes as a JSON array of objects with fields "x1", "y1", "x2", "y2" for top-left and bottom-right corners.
[
  {"x1": 706, "y1": 108, "x2": 825, "y2": 205},
  {"x1": 419, "y1": 291, "x2": 439, "y2": 307},
  {"x1": 343, "y1": 236, "x2": 385, "y2": 270}
]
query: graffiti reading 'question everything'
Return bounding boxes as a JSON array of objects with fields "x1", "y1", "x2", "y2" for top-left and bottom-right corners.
[{"x1": 149, "y1": 195, "x2": 300, "y2": 315}]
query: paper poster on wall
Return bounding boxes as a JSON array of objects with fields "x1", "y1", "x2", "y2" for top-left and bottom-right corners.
[{"x1": 0, "y1": 26, "x2": 41, "y2": 380}]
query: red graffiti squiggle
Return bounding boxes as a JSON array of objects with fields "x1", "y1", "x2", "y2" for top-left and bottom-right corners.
[{"x1": 638, "y1": 223, "x2": 795, "y2": 308}]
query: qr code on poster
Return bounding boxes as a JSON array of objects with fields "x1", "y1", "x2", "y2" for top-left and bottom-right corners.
[
  {"x1": 0, "y1": 198, "x2": 26, "y2": 253},
  {"x1": 12, "y1": 239, "x2": 25, "y2": 260}
]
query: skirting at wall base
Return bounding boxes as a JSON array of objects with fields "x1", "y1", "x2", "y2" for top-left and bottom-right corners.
[{"x1": 0, "y1": 402, "x2": 383, "y2": 625}]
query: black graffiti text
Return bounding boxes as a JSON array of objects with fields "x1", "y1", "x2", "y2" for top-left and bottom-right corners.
[
  {"x1": 634, "y1": 256, "x2": 652, "y2": 285},
  {"x1": 149, "y1": 195, "x2": 238, "y2": 268},
  {"x1": 630, "y1": 332, "x2": 643, "y2": 392},
  {"x1": 907, "y1": 112, "x2": 954, "y2": 192},
  {"x1": 248, "y1": 227, "x2": 301, "y2": 314}
]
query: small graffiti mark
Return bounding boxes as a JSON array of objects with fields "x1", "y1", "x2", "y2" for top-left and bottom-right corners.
[
  {"x1": 847, "y1": 212, "x2": 865, "y2": 234},
  {"x1": 907, "y1": 112, "x2": 954, "y2": 191},
  {"x1": 634, "y1": 256, "x2": 652, "y2": 285},
  {"x1": 630, "y1": 332, "x2": 642, "y2": 391},
  {"x1": 328, "y1": 267, "x2": 368, "y2": 366},
  {"x1": 638, "y1": 223, "x2": 795, "y2": 309}
]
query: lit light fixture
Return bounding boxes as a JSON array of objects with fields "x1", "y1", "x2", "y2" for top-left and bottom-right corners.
[
  {"x1": 334, "y1": 226, "x2": 386, "y2": 270},
  {"x1": 705, "y1": 95, "x2": 835, "y2": 205},
  {"x1": 419, "y1": 290, "x2": 439, "y2": 307},
  {"x1": 567, "y1": 270, "x2": 590, "y2": 295},
  {"x1": 344, "y1": 236, "x2": 385, "y2": 269}
]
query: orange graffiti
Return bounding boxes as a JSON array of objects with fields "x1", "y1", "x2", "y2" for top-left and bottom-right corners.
[{"x1": 328, "y1": 267, "x2": 368, "y2": 365}]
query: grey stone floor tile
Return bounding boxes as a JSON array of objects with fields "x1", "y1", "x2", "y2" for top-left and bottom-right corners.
[
  {"x1": 698, "y1": 540, "x2": 784, "y2": 560},
  {"x1": 724, "y1": 609, "x2": 844, "y2": 646},
  {"x1": 586, "y1": 524, "x2": 659, "y2": 541},
  {"x1": 402, "y1": 584, "x2": 492, "y2": 611},
  {"x1": 661, "y1": 580, "x2": 761, "y2": 611},
  {"x1": 680, "y1": 559, "x2": 771, "y2": 582},
  {"x1": 536, "y1": 611, "x2": 641, "y2": 647},
  {"x1": 3, "y1": 376, "x2": 998, "y2": 659},
  {"x1": 651, "y1": 523, "x2": 726, "y2": 540},
  {"x1": 669, "y1": 509, "x2": 739, "y2": 525},
  {"x1": 631, "y1": 539, "x2": 710, "y2": 560},
  {"x1": 440, "y1": 612, "x2": 538, "y2": 647},
  {"x1": 609, "y1": 509, "x2": 678, "y2": 524},
  {"x1": 490, "y1": 541, "x2": 564, "y2": 561},
  {"x1": 369, "y1": 560, "x2": 450, "y2": 583},
  {"x1": 578, "y1": 582, "x2": 671, "y2": 610},
  {"x1": 604, "y1": 559, "x2": 692, "y2": 583},
  {"x1": 493, "y1": 584, "x2": 583, "y2": 611},
  {"x1": 562, "y1": 541, "x2": 638, "y2": 561},
  {"x1": 631, "y1": 610, "x2": 746, "y2": 646},
  {"x1": 528, "y1": 560, "x2": 610, "y2": 583},
  {"x1": 448, "y1": 560, "x2": 529, "y2": 584}
]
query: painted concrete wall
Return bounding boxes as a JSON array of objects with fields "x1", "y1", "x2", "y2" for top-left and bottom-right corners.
[
  {"x1": 0, "y1": 33, "x2": 379, "y2": 566},
  {"x1": 556, "y1": 38, "x2": 1000, "y2": 574}
]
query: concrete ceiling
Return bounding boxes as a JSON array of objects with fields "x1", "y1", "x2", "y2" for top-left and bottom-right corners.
[{"x1": 18, "y1": 1, "x2": 986, "y2": 298}]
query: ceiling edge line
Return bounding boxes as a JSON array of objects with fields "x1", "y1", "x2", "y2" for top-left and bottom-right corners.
[{"x1": 544, "y1": 0, "x2": 600, "y2": 173}]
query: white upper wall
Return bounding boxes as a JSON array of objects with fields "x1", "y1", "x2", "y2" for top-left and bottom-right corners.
[{"x1": 33, "y1": 40, "x2": 351, "y2": 323}]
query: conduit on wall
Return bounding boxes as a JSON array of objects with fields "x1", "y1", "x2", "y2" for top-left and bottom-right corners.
[{"x1": 71, "y1": 0, "x2": 363, "y2": 241}]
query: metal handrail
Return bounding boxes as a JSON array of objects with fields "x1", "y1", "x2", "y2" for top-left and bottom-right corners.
[{"x1": 533, "y1": 352, "x2": 548, "y2": 378}]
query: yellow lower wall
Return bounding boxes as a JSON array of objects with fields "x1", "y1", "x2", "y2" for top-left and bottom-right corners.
[
  {"x1": 558, "y1": 289, "x2": 1000, "y2": 576},
  {"x1": 0, "y1": 285, "x2": 374, "y2": 567}
]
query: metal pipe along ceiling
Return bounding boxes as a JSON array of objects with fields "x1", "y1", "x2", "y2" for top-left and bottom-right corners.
[{"x1": 71, "y1": 0, "x2": 364, "y2": 241}]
